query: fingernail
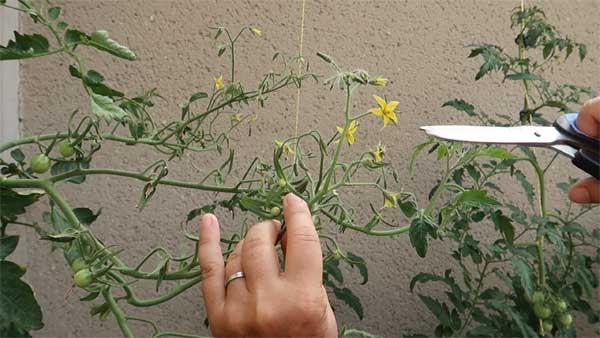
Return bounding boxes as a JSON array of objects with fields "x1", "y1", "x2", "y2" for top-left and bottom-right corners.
[
  {"x1": 285, "y1": 193, "x2": 304, "y2": 207},
  {"x1": 570, "y1": 187, "x2": 590, "y2": 203},
  {"x1": 201, "y1": 213, "x2": 216, "y2": 228}
]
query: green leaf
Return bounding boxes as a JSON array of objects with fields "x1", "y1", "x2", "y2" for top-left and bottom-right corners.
[
  {"x1": 505, "y1": 72, "x2": 540, "y2": 81},
  {"x1": 455, "y1": 190, "x2": 500, "y2": 206},
  {"x1": 0, "y1": 261, "x2": 26, "y2": 279},
  {"x1": 0, "y1": 236, "x2": 19, "y2": 260},
  {"x1": 68, "y1": 66, "x2": 124, "y2": 97},
  {"x1": 418, "y1": 295, "x2": 452, "y2": 327},
  {"x1": 57, "y1": 22, "x2": 68, "y2": 30},
  {"x1": 186, "y1": 204, "x2": 216, "y2": 222},
  {"x1": 0, "y1": 265, "x2": 43, "y2": 331},
  {"x1": 511, "y1": 256, "x2": 533, "y2": 297},
  {"x1": 324, "y1": 260, "x2": 343, "y2": 284},
  {"x1": 491, "y1": 210, "x2": 514, "y2": 244},
  {"x1": 0, "y1": 188, "x2": 45, "y2": 219},
  {"x1": 346, "y1": 252, "x2": 368, "y2": 285},
  {"x1": 64, "y1": 29, "x2": 87, "y2": 44},
  {"x1": 0, "y1": 32, "x2": 50, "y2": 60},
  {"x1": 409, "y1": 216, "x2": 436, "y2": 258},
  {"x1": 410, "y1": 272, "x2": 445, "y2": 292},
  {"x1": 10, "y1": 148, "x2": 25, "y2": 163},
  {"x1": 399, "y1": 200, "x2": 417, "y2": 218},
  {"x1": 50, "y1": 159, "x2": 90, "y2": 184},
  {"x1": 333, "y1": 287, "x2": 363, "y2": 319},
  {"x1": 90, "y1": 93, "x2": 128, "y2": 121},
  {"x1": 578, "y1": 44, "x2": 587, "y2": 61},
  {"x1": 47, "y1": 7, "x2": 61, "y2": 20},
  {"x1": 73, "y1": 208, "x2": 100, "y2": 225},
  {"x1": 514, "y1": 170, "x2": 535, "y2": 206},
  {"x1": 478, "y1": 146, "x2": 515, "y2": 160},
  {"x1": 88, "y1": 30, "x2": 136, "y2": 60},
  {"x1": 442, "y1": 99, "x2": 476, "y2": 117}
]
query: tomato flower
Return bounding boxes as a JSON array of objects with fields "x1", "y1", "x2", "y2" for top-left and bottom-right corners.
[
  {"x1": 371, "y1": 76, "x2": 388, "y2": 86},
  {"x1": 214, "y1": 75, "x2": 224, "y2": 89},
  {"x1": 372, "y1": 142, "x2": 385, "y2": 162},
  {"x1": 250, "y1": 27, "x2": 263, "y2": 36},
  {"x1": 275, "y1": 140, "x2": 295, "y2": 154},
  {"x1": 383, "y1": 191, "x2": 399, "y2": 208},
  {"x1": 336, "y1": 120, "x2": 358, "y2": 145},
  {"x1": 368, "y1": 95, "x2": 399, "y2": 127}
]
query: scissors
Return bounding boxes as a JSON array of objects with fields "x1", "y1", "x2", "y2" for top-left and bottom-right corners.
[{"x1": 420, "y1": 113, "x2": 600, "y2": 179}]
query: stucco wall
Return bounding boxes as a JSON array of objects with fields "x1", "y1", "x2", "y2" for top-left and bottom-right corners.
[{"x1": 16, "y1": 0, "x2": 599, "y2": 337}]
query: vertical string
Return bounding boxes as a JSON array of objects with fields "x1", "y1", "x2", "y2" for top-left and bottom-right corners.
[{"x1": 293, "y1": 0, "x2": 307, "y2": 158}]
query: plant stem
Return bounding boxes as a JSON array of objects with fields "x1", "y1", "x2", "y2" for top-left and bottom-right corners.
[
  {"x1": 47, "y1": 168, "x2": 249, "y2": 193},
  {"x1": 103, "y1": 288, "x2": 134, "y2": 338},
  {"x1": 530, "y1": 158, "x2": 547, "y2": 287},
  {"x1": 454, "y1": 261, "x2": 489, "y2": 337},
  {"x1": 424, "y1": 159, "x2": 452, "y2": 217}
]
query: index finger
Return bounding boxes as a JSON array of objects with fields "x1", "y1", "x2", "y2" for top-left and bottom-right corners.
[
  {"x1": 282, "y1": 193, "x2": 323, "y2": 285},
  {"x1": 577, "y1": 96, "x2": 600, "y2": 137},
  {"x1": 198, "y1": 214, "x2": 225, "y2": 321}
]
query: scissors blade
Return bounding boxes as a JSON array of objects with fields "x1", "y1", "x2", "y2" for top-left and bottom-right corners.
[{"x1": 420, "y1": 125, "x2": 568, "y2": 147}]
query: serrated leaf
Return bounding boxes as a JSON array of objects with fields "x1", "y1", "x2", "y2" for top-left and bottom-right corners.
[
  {"x1": 0, "y1": 236, "x2": 19, "y2": 260},
  {"x1": 88, "y1": 30, "x2": 136, "y2": 60},
  {"x1": 491, "y1": 210, "x2": 514, "y2": 244},
  {"x1": 0, "y1": 32, "x2": 50, "y2": 60},
  {"x1": 333, "y1": 287, "x2": 363, "y2": 319},
  {"x1": 514, "y1": 170, "x2": 535, "y2": 206},
  {"x1": 346, "y1": 252, "x2": 368, "y2": 285},
  {"x1": 455, "y1": 190, "x2": 500, "y2": 206},
  {"x1": 64, "y1": 29, "x2": 87, "y2": 44},
  {"x1": 418, "y1": 295, "x2": 452, "y2": 327},
  {"x1": 90, "y1": 93, "x2": 127, "y2": 121},
  {"x1": 0, "y1": 188, "x2": 45, "y2": 219},
  {"x1": 442, "y1": 99, "x2": 476, "y2": 117},
  {"x1": 0, "y1": 266, "x2": 43, "y2": 330},
  {"x1": 409, "y1": 216, "x2": 436, "y2": 258},
  {"x1": 410, "y1": 272, "x2": 445, "y2": 292},
  {"x1": 510, "y1": 256, "x2": 533, "y2": 297}
]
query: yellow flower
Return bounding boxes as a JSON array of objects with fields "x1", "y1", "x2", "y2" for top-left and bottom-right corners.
[
  {"x1": 248, "y1": 115, "x2": 258, "y2": 123},
  {"x1": 336, "y1": 120, "x2": 358, "y2": 145},
  {"x1": 368, "y1": 95, "x2": 399, "y2": 127},
  {"x1": 250, "y1": 27, "x2": 262, "y2": 36},
  {"x1": 372, "y1": 142, "x2": 385, "y2": 162},
  {"x1": 231, "y1": 113, "x2": 242, "y2": 123},
  {"x1": 275, "y1": 140, "x2": 295, "y2": 154},
  {"x1": 383, "y1": 191, "x2": 399, "y2": 208},
  {"x1": 214, "y1": 75, "x2": 224, "y2": 89},
  {"x1": 372, "y1": 76, "x2": 388, "y2": 86}
]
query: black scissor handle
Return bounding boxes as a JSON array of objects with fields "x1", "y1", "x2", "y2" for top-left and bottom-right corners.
[{"x1": 554, "y1": 113, "x2": 600, "y2": 180}]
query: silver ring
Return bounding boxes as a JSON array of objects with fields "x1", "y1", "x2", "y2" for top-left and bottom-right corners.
[{"x1": 225, "y1": 271, "x2": 245, "y2": 288}]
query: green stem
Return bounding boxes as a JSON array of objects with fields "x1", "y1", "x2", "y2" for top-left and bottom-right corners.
[
  {"x1": 47, "y1": 168, "x2": 249, "y2": 193},
  {"x1": 320, "y1": 209, "x2": 410, "y2": 236},
  {"x1": 111, "y1": 272, "x2": 202, "y2": 307},
  {"x1": 313, "y1": 84, "x2": 352, "y2": 203},
  {"x1": 103, "y1": 288, "x2": 134, "y2": 338},
  {"x1": 530, "y1": 158, "x2": 547, "y2": 287},
  {"x1": 424, "y1": 160, "x2": 452, "y2": 216}
]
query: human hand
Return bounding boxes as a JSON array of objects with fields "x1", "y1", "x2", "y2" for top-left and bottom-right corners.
[
  {"x1": 568, "y1": 96, "x2": 600, "y2": 204},
  {"x1": 198, "y1": 193, "x2": 338, "y2": 337}
]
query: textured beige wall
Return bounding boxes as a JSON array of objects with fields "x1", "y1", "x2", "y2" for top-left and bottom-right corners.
[{"x1": 17, "y1": 0, "x2": 599, "y2": 337}]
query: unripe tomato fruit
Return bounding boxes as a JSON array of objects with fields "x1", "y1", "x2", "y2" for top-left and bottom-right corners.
[
  {"x1": 542, "y1": 321, "x2": 553, "y2": 333},
  {"x1": 30, "y1": 154, "x2": 50, "y2": 173},
  {"x1": 73, "y1": 269, "x2": 93, "y2": 288},
  {"x1": 533, "y1": 303, "x2": 552, "y2": 319},
  {"x1": 558, "y1": 313, "x2": 573, "y2": 327},
  {"x1": 58, "y1": 142, "x2": 75, "y2": 157},
  {"x1": 71, "y1": 257, "x2": 88, "y2": 273},
  {"x1": 277, "y1": 178, "x2": 287, "y2": 188},
  {"x1": 555, "y1": 300, "x2": 568, "y2": 313},
  {"x1": 270, "y1": 206, "x2": 281, "y2": 217},
  {"x1": 531, "y1": 291, "x2": 545, "y2": 304}
]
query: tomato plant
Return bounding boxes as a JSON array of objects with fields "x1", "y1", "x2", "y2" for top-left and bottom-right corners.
[{"x1": 0, "y1": 1, "x2": 597, "y2": 338}]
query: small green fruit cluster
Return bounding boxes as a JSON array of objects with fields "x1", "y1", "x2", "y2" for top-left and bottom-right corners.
[
  {"x1": 530, "y1": 290, "x2": 573, "y2": 334},
  {"x1": 71, "y1": 258, "x2": 93, "y2": 288}
]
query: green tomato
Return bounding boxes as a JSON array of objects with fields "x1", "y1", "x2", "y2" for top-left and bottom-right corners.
[
  {"x1": 270, "y1": 206, "x2": 281, "y2": 217},
  {"x1": 531, "y1": 291, "x2": 545, "y2": 304},
  {"x1": 542, "y1": 321, "x2": 553, "y2": 333},
  {"x1": 277, "y1": 178, "x2": 287, "y2": 188},
  {"x1": 58, "y1": 142, "x2": 75, "y2": 157},
  {"x1": 555, "y1": 300, "x2": 568, "y2": 313},
  {"x1": 30, "y1": 154, "x2": 50, "y2": 173},
  {"x1": 70, "y1": 257, "x2": 88, "y2": 273},
  {"x1": 533, "y1": 303, "x2": 552, "y2": 319},
  {"x1": 73, "y1": 269, "x2": 93, "y2": 288},
  {"x1": 558, "y1": 313, "x2": 573, "y2": 327}
]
